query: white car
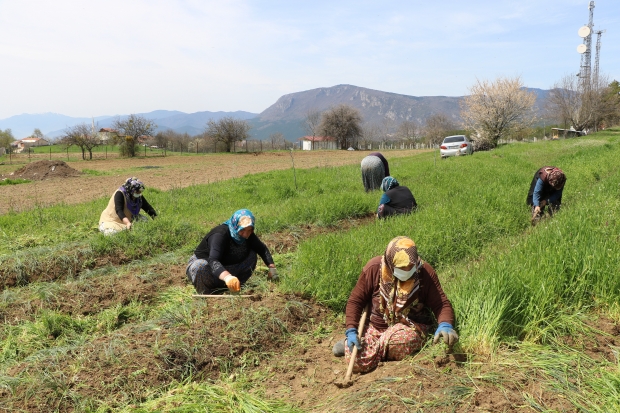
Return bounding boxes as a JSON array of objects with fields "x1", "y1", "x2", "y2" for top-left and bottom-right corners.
[{"x1": 440, "y1": 135, "x2": 474, "y2": 158}]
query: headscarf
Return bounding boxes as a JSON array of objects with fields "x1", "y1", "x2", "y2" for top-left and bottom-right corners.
[
  {"x1": 119, "y1": 177, "x2": 145, "y2": 216},
  {"x1": 548, "y1": 168, "x2": 566, "y2": 190},
  {"x1": 381, "y1": 176, "x2": 399, "y2": 192},
  {"x1": 223, "y1": 209, "x2": 255, "y2": 244},
  {"x1": 378, "y1": 236, "x2": 422, "y2": 327}
]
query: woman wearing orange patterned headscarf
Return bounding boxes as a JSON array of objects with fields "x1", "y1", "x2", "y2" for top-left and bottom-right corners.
[{"x1": 333, "y1": 236, "x2": 458, "y2": 374}]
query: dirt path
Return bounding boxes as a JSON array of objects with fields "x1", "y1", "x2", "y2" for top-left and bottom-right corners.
[{"x1": 0, "y1": 150, "x2": 426, "y2": 214}]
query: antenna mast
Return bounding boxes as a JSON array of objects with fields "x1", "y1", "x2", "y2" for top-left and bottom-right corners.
[
  {"x1": 593, "y1": 30, "x2": 605, "y2": 86},
  {"x1": 577, "y1": 1, "x2": 595, "y2": 89}
]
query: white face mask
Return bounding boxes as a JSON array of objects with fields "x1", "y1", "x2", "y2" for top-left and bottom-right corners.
[
  {"x1": 392, "y1": 261, "x2": 422, "y2": 282},
  {"x1": 133, "y1": 193, "x2": 142, "y2": 198},
  {"x1": 393, "y1": 267, "x2": 416, "y2": 281}
]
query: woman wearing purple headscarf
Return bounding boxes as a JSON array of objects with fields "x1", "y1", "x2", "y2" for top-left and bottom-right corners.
[{"x1": 99, "y1": 177, "x2": 157, "y2": 235}]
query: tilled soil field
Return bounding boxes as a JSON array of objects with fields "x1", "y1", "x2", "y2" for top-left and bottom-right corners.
[{"x1": 0, "y1": 150, "x2": 425, "y2": 214}]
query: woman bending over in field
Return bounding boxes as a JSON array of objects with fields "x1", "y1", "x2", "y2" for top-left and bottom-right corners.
[
  {"x1": 361, "y1": 152, "x2": 389, "y2": 192},
  {"x1": 333, "y1": 236, "x2": 458, "y2": 374},
  {"x1": 98, "y1": 177, "x2": 157, "y2": 235},
  {"x1": 376, "y1": 176, "x2": 417, "y2": 219},
  {"x1": 526, "y1": 166, "x2": 566, "y2": 225},
  {"x1": 186, "y1": 209, "x2": 278, "y2": 295}
]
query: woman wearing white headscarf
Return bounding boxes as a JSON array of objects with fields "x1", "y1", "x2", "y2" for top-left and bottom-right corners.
[{"x1": 334, "y1": 236, "x2": 458, "y2": 374}]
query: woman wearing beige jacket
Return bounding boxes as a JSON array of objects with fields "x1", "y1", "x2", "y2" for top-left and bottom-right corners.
[{"x1": 99, "y1": 177, "x2": 157, "y2": 235}]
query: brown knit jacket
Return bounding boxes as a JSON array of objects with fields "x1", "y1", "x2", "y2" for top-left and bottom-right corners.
[{"x1": 345, "y1": 256, "x2": 455, "y2": 332}]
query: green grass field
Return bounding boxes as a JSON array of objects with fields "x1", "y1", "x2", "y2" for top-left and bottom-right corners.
[{"x1": 1, "y1": 129, "x2": 620, "y2": 411}]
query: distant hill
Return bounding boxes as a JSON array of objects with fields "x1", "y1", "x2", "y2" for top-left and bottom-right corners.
[
  {"x1": 0, "y1": 110, "x2": 258, "y2": 139},
  {"x1": 1, "y1": 85, "x2": 553, "y2": 141},
  {"x1": 248, "y1": 84, "x2": 554, "y2": 141},
  {"x1": 248, "y1": 84, "x2": 463, "y2": 141}
]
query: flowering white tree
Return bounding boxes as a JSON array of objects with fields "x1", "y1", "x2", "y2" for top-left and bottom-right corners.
[{"x1": 460, "y1": 76, "x2": 536, "y2": 148}]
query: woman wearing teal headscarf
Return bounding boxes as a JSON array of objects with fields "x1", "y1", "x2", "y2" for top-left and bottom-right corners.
[
  {"x1": 377, "y1": 176, "x2": 417, "y2": 219},
  {"x1": 186, "y1": 209, "x2": 277, "y2": 294}
]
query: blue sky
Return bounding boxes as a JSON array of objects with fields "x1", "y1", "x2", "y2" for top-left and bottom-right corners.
[{"x1": 0, "y1": 0, "x2": 618, "y2": 119}]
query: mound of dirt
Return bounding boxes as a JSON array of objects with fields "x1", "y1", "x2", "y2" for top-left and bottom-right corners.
[{"x1": 10, "y1": 160, "x2": 81, "y2": 180}]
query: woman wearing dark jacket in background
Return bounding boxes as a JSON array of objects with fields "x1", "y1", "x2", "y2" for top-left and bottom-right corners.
[
  {"x1": 186, "y1": 209, "x2": 277, "y2": 294},
  {"x1": 377, "y1": 176, "x2": 417, "y2": 219}
]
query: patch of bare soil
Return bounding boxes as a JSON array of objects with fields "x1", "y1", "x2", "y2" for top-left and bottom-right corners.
[
  {"x1": 9, "y1": 160, "x2": 81, "y2": 180},
  {"x1": 0, "y1": 150, "x2": 426, "y2": 214},
  {"x1": 0, "y1": 248, "x2": 132, "y2": 291},
  {"x1": 0, "y1": 264, "x2": 188, "y2": 325},
  {"x1": 0, "y1": 287, "x2": 330, "y2": 412}
]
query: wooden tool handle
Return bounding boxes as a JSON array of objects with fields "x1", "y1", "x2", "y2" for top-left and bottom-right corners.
[
  {"x1": 192, "y1": 294, "x2": 254, "y2": 298},
  {"x1": 343, "y1": 303, "x2": 371, "y2": 383}
]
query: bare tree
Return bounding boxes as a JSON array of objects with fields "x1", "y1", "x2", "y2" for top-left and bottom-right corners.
[
  {"x1": 32, "y1": 128, "x2": 45, "y2": 139},
  {"x1": 112, "y1": 114, "x2": 156, "y2": 157},
  {"x1": 380, "y1": 116, "x2": 396, "y2": 144},
  {"x1": 318, "y1": 104, "x2": 362, "y2": 150},
  {"x1": 423, "y1": 114, "x2": 454, "y2": 146},
  {"x1": 397, "y1": 120, "x2": 419, "y2": 143},
  {"x1": 204, "y1": 117, "x2": 251, "y2": 153},
  {"x1": 302, "y1": 109, "x2": 321, "y2": 150},
  {"x1": 154, "y1": 130, "x2": 170, "y2": 149},
  {"x1": 269, "y1": 132, "x2": 286, "y2": 150},
  {"x1": 460, "y1": 76, "x2": 536, "y2": 148},
  {"x1": 60, "y1": 123, "x2": 100, "y2": 160},
  {"x1": 359, "y1": 123, "x2": 380, "y2": 149},
  {"x1": 546, "y1": 73, "x2": 615, "y2": 133}
]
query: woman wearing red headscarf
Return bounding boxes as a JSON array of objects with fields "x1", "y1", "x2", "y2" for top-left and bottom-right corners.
[{"x1": 333, "y1": 236, "x2": 458, "y2": 374}]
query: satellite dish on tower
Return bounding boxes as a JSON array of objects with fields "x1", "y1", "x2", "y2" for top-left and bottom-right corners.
[
  {"x1": 578, "y1": 26, "x2": 591, "y2": 38},
  {"x1": 577, "y1": 44, "x2": 587, "y2": 54}
]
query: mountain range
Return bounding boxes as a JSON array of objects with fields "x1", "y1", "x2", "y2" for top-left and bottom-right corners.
[{"x1": 0, "y1": 84, "x2": 551, "y2": 141}]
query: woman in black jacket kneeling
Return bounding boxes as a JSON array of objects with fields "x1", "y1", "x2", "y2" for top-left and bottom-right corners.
[
  {"x1": 186, "y1": 209, "x2": 277, "y2": 294},
  {"x1": 377, "y1": 176, "x2": 417, "y2": 219}
]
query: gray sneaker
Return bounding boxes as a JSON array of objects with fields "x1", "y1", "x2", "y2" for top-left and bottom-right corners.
[{"x1": 332, "y1": 339, "x2": 345, "y2": 357}]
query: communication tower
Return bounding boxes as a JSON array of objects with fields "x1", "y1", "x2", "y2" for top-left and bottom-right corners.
[
  {"x1": 593, "y1": 30, "x2": 605, "y2": 85},
  {"x1": 576, "y1": 1, "x2": 595, "y2": 89}
]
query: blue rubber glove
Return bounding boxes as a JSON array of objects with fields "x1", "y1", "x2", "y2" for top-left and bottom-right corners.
[
  {"x1": 433, "y1": 322, "x2": 459, "y2": 347},
  {"x1": 345, "y1": 327, "x2": 361, "y2": 352}
]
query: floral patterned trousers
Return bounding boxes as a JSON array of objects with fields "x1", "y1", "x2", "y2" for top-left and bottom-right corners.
[{"x1": 344, "y1": 323, "x2": 427, "y2": 374}]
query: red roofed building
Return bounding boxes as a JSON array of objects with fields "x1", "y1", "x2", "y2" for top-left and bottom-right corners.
[
  {"x1": 98, "y1": 128, "x2": 119, "y2": 144},
  {"x1": 298, "y1": 136, "x2": 337, "y2": 150}
]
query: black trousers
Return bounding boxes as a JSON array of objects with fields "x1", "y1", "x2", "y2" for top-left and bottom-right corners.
[{"x1": 186, "y1": 253, "x2": 257, "y2": 294}]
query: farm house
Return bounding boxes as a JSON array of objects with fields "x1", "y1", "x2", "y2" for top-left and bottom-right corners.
[{"x1": 299, "y1": 135, "x2": 337, "y2": 150}]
